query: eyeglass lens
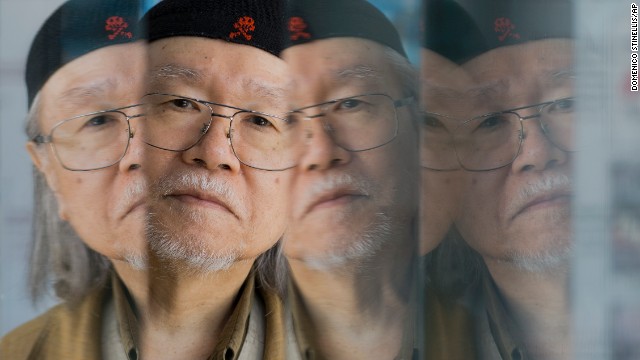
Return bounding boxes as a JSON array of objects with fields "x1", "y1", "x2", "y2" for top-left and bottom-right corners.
[
  {"x1": 420, "y1": 112, "x2": 460, "y2": 171},
  {"x1": 141, "y1": 94, "x2": 303, "y2": 171},
  {"x1": 51, "y1": 111, "x2": 131, "y2": 171},
  {"x1": 291, "y1": 94, "x2": 399, "y2": 152},
  {"x1": 421, "y1": 98, "x2": 575, "y2": 171}
]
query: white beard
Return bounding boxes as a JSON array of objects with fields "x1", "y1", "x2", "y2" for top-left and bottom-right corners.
[
  {"x1": 297, "y1": 212, "x2": 393, "y2": 271},
  {"x1": 502, "y1": 236, "x2": 572, "y2": 273},
  {"x1": 145, "y1": 211, "x2": 242, "y2": 274}
]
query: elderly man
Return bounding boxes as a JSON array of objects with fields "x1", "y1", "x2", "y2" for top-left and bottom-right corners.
[
  {"x1": 0, "y1": 0, "x2": 149, "y2": 358},
  {"x1": 135, "y1": 0, "x2": 296, "y2": 359},
  {"x1": 282, "y1": 1, "x2": 422, "y2": 358},
  {"x1": 424, "y1": 0, "x2": 575, "y2": 359}
]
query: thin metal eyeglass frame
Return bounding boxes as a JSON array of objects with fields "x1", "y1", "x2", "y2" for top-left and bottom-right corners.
[
  {"x1": 142, "y1": 92, "x2": 295, "y2": 171},
  {"x1": 291, "y1": 92, "x2": 415, "y2": 152},
  {"x1": 31, "y1": 104, "x2": 145, "y2": 171},
  {"x1": 419, "y1": 110, "x2": 463, "y2": 172},
  {"x1": 456, "y1": 96, "x2": 575, "y2": 172}
]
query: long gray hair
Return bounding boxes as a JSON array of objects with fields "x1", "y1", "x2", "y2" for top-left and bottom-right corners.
[
  {"x1": 26, "y1": 94, "x2": 111, "y2": 304},
  {"x1": 383, "y1": 46, "x2": 419, "y2": 103},
  {"x1": 253, "y1": 241, "x2": 288, "y2": 297}
]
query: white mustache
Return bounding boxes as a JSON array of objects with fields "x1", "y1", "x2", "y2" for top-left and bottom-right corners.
[
  {"x1": 306, "y1": 173, "x2": 371, "y2": 199},
  {"x1": 153, "y1": 172, "x2": 241, "y2": 213},
  {"x1": 298, "y1": 173, "x2": 372, "y2": 216},
  {"x1": 116, "y1": 179, "x2": 147, "y2": 216},
  {"x1": 508, "y1": 174, "x2": 572, "y2": 217}
]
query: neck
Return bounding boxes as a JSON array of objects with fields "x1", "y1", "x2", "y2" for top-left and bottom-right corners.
[
  {"x1": 114, "y1": 258, "x2": 254, "y2": 360},
  {"x1": 289, "y1": 237, "x2": 415, "y2": 360},
  {"x1": 486, "y1": 259, "x2": 572, "y2": 360}
]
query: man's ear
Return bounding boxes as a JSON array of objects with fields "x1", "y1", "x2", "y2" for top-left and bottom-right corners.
[
  {"x1": 26, "y1": 141, "x2": 43, "y2": 171},
  {"x1": 26, "y1": 142, "x2": 70, "y2": 221}
]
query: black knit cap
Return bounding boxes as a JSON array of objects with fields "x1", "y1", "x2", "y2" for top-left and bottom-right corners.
[
  {"x1": 142, "y1": 0, "x2": 285, "y2": 57},
  {"x1": 285, "y1": 0, "x2": 407, "y2": 58},
  {"x1": 26, "y1": 0, "x2": 142, "y2": 108},
  {"x1": 423, "y1": 0, "x2": 573, "y2": 64}
]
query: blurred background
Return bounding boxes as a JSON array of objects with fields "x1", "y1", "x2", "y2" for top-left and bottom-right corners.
[{"x1": 0, "y1": 0, "x2": 66, "y2": 336}]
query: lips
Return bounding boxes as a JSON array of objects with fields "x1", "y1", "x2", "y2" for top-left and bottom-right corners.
[
  {"x1": 121, "y1": 198, "x2": 146, "y2": 219},
  {"x1": 166, "y1": 190, "x2": 237, "y2": 218},
  {"x1": 512, "y1": 191, "x2": 571, "y2": 220},
  {"x1": 304, "y1": 188, "x2": 368, "y2": 215}
]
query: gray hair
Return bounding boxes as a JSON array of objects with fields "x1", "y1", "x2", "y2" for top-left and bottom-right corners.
[
  {"x1": 26, "y1": 93, "x2": 111, "y2": 304},
  {"x1": 381, "y1": 47, "x2": 420, "y2": 135},
  {"x1": 253, "y1": 241, "x2": 288, "y2": 298},
  {"x1": 383, "y1": 47, "x2": 418, "y2": 99}
]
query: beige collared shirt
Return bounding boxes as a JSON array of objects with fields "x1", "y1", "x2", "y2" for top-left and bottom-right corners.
[
  {"x1": 0, "y1": 270, "x2": 286, "y2": 360},
  {"x1": 286, "y1": 280, "x2": 418, "y2": 360},
  {"x1": 422, "y1": 284, "x2": 478, "y2": 360},
  {"x1": 474, "y1": 270, "x2": 527, "y2": 360}
]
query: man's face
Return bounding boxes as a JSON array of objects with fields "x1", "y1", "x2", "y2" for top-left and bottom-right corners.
[
  {"x1": 454, "y1": 39, "x2": 574, "y2": 271},
  {"x1": 143, "y1": 37, "x2": 293, "y2": 270},
  {"x1": 283, "y1": 38, "x2": 419, "y2": 268},
  {"x1": 27, "y1": 42, "x2": 148, "y2": 266},
  {"x1": 419, "y1": 49, "x2": 471, "y2": 253}
]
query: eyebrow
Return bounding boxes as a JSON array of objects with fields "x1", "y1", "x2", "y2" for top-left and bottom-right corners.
[
  {"x1": 56, "y1": 79, "x2": 118, "y2": 112},
  {"x1": 241, "y1": 78, "x2": 288, "y2": 104},
  {"x1": 551, "y1": 69, "x2": 575, "y2": 79},
  {"x1": 149, "y1": 63, "x2": 204, "y2": 89},
  {"x1": 548, "y1": 68, "x2": 575, "y2": 87},
  {"x1": 465, "y1": 68, "x2": 575, "y2": 101},
  {"x1": 334, "y1": 64, "x2": 384, "y2": 87},
  {"x1": 422, "y1": 84, "x2": 465, "y2": 104},
  {"x1": 465, "y1": 79, "x2": 510, "y2": 102}
]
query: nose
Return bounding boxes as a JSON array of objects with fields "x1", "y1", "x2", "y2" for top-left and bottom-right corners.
[
  {"x1": 179, "y1": 118, "x2": 239, "y2": 172},
  {"x1": 510, "y1": 118, "x2": 569, "y2": 173},
  {"x1": 118, "y1": 117, "x2": 144, "y2": 172},
  {"x1": 299, "y1": 118, "x2": 352, "y2": 171}
]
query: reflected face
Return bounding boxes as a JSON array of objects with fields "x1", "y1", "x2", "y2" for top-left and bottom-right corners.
[
  {"x1": 28, "y1": 42, "x2": 148, "y2": 266},
  {"x1": 283, "y1": 38, "x2": 419, "y2": 268},
  {"x1": 419, "y1": 49, "x2": 470, "y2": 253},
  {"x1": 143, "y1": 37, "x2": 293, "y2": 270},
  {"x1": 455, "y1": 39, "x2": 574, "y2": 271}
]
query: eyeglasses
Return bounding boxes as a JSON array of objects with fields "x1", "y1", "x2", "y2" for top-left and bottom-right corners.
[
  {"x1": 32, "y1": 105, "x2": 144, "y2": 171},
  {"x1": 420, "y1": 110, "x2": 461, "y2": 171},
  {"x1": 421, "y1": 97, "x2": 575, "y2": 172},
  {"x1": 288, "y1": 93, "x2": 414, "y2": 152},
  {"x1": 141, "y1": 93, "x2": 302, "y2": 171}
]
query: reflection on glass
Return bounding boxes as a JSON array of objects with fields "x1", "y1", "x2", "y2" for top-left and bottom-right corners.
[
  {"x1": 283, "y1": 0, "x2": 420, "y2": 359},
  {"x1": 422, "y1": 0, "x2": 575, "y2": 359},
  {"x1": 455, "y1": 97, "x2": 575, "y2": 171}
]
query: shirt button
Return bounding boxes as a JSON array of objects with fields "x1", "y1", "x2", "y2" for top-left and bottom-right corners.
[
  {"x1": 511, "y1": 348, "x2": 523, "y2": 360},
  {"x1": 128, "y1": 349, "x2": 138, "y2": 360}
]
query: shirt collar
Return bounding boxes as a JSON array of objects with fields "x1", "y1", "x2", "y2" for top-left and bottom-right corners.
[
  {"x1": 209, "y1": 271, "x2": 257, "y2": 360},
  {"x1": 111, "y1": 270, "x2": 260, "y2": 360},
  {"x1": 288, "y1": 279, "x2": 317, "y2": 360},
  {"x1": 482, "y1": 270, "x2": 527, "y2": 360},
  {"x1": 112, "y1": 273, "x2": 140, "y2": 360},
  {"x1": 288, "y1": 278, "x2": 417, "y2": 360}
]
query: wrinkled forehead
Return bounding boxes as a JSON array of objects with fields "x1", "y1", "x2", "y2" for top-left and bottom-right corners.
[
  {"x1": 283, "y1": 38, "x2": 400, "y2": 105},
  {"x1": 460, "y1": 39, "x2": 574, "y2": 108},
  {"x1": 39, "y1": 42, "x2": 147, "y2": 123},
  {"x1": 146, "y1": 37, "x2": 290, "y2": 109},
  {"x1": 420, "y1": 49, "x2": 475, "y2": 117}
]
